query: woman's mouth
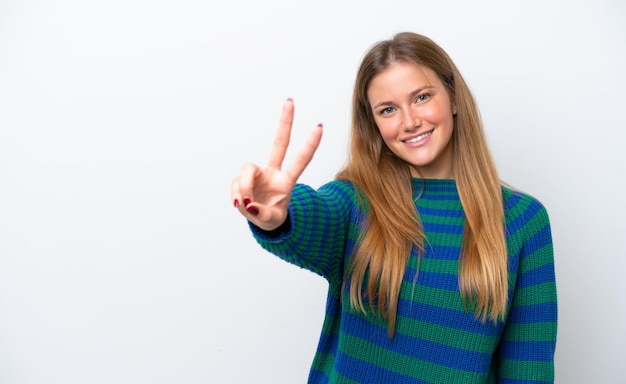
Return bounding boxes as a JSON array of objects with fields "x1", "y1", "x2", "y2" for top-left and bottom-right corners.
[{"x1": 403, "y1": 130, "x2": 433, "y2": 143}]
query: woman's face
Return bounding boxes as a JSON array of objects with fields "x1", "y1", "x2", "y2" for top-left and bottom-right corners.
[{"x1": 367, "y1": 62, "x2": 456, "y2": 179}]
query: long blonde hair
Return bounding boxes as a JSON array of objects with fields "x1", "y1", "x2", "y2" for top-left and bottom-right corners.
[{"x1": 337, "y1": 32, "x2": 508, "y2": 337}]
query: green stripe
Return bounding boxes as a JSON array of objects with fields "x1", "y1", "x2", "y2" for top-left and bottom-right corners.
[
  {"x1": 418, "y1": 258, "x2": 459, "y2": 274},
  {"x1": 501, "y1": 321, "x2": 558, "y2": 342},
  {"x1": 399, "y1": 283, "x2": 465, "y2": 311},
  {"x1": 518, "y1": 244, "x2": 554, "y2": 274},
  {"x1": 421, "y1": 213, "x2": 465, "y2": 225},
  {"x1": 421, "y1": 232, "x2": 464, "y2": 246},
  {"x1": 512, "y1": 283, "x2": 557, "y2": 306},
  {"x1": 396, "y1": 315, "x2": 499, "y2": 353},
  {"x1": 498, "y1": 359, "x2": 554, "y2": 381}
]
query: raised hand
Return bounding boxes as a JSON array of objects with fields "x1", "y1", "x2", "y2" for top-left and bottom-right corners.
[{"x1": 231, "y1": 99, "x2": 323, "y2": 231}]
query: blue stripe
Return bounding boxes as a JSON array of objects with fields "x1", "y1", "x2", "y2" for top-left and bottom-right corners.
[
  {"x1": 516, "y1": 263, "x2": 556, "y2": 289},
  {"x1": 507, "y1": 303, "x2": 557, "y2": 324},
  {"x1": 520, "y1": 225, "x2": 552, "y2": 257},
  {"x1": 317, "y1": 292, "x2": 341, "y2": 352},
  {"x1": 396, "y1": 299, "x2": 503, "y2": 336},
  {"x1": 505, "y1": 199, "x2": 548, "y2": 240},
  {"x1": 316, "y1": 327, "x2": 339, "y2": 355},
  {"x1": 504, "y1": 195, "x2": 540, "y2": 233},
  {"x1": 324, "y1": 290, "x2": 341, "y2": 309},
  {"x1": 420, "y1": 245, "x2": 462, "y2": 260},
  {"x1": 503, "y1": 191, "x2": 523, "y2": 209},
  {"x1": 498, "y1": 341, "x2": 555, "y2": 362},
  {"x1": 334, "y1": 352, "x2": 433, "y2": 384},
  {"x1": 405, "y1": 267, "x2": 459, "y2": 291},
  {"x1": 308, "y1": 369, "x2": 329, "y2": 383},
  {"x1": 345, "y1": 238, "x2": 357, "y2": 254},
  {"x1": 506, "y1": 211, "x2": 531, "y2": 236},
  {"x1": 316, "y1": 327, "x2": 339, "y2": 352},
  {"x1": 423, "y1": 221, "x2": 465, "y2": 235},
  {"x1": 417, "y1": 206, "x2": 465, "y2": 218}
]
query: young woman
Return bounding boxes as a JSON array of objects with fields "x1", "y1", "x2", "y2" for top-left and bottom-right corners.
[{"x1": 231, "y1": 32, "x2": 557, "y2": 384}]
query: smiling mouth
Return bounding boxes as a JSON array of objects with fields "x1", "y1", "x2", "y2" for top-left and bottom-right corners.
[{"x1": 403, "y1": 130, "x2": 433, "y2": 143}]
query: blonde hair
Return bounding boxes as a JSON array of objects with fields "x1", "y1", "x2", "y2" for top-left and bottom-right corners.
[{"x1": 337, "y1": 32, "x2": 507, "y2": 337}]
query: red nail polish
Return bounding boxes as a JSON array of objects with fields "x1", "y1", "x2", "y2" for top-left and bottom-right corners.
[
  {"x1": 234, "y1": 199, "x2": 240, "y2": 208},
  {"x1": 243, "y1": 197, "x2": 251, "y2": 206},
  {"x1": 246, "y1": 206, "x2": 259, "y2": 215}
]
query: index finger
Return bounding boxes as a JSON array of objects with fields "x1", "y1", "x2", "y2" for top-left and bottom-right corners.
[{"x1": 267, "y1": 98, "x2": 295, "y2": 169}]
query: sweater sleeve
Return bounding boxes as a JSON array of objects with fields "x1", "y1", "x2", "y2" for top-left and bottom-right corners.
[
  {"x1": 248, "y1": 181, "x2": 355, "y2": 282},
  {"x1": 494, "y1": 198, "x2": 558, "y2": 383}
]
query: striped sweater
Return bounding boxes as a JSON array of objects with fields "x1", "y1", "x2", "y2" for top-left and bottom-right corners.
[{"x1": 250, "y1": 178, "x2": 557, "y2": 383}]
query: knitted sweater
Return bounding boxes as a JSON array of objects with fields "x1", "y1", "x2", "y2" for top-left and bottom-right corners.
[{"x1": 250, "y1": 178, "x2": 557, "y2": 384}]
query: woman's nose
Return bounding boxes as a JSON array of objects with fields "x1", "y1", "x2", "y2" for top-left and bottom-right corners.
[{"x1": 402, "y1": 109, "x2": 421, "y2": 131}]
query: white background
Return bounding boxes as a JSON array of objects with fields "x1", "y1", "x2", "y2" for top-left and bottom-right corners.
[{"x1": 1, "y1": 0, "x2": 625, "y2": 383}]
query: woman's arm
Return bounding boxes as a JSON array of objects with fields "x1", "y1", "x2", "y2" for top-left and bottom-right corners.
[
  {"x1": 494, "y1": 199, "x2": 558, "y2": 383},
  {"x1": 249, "y1": 181, "x2": 356, "y2": 282}
]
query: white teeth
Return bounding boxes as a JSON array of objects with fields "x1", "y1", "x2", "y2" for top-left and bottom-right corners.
[{"x1": 405, "y1": 131, "x2": 431, "y2": 143}]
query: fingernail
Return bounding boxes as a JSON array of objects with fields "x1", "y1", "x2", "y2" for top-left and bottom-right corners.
[
  {"x1": 243, "y1": 197, "x2": 251, "y2": 206},
  {"x1": 287, "y1": 97, "x2": 293, "y2": 101},
  {"x1": 246, "y1": 206, "x2": 259, "y2": 215},
  {"x1": 234, "y1": 199, "x2": 240, "y2": 208},
  {"x1": 318, "y1": 123, "x2": 323, "y2": 128}
]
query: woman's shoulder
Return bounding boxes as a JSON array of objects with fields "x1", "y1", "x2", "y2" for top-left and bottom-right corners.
[{"x1": 501, "y1": 183, "x2": 551, "y2": 228}]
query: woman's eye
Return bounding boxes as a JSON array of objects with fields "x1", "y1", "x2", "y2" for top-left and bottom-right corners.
[
  {"x1": 380, "y1": 107, "x2": 395, "y2": 115},
  {"x1": 416, "y1": 94, "x2": 430, "y2": 103}
]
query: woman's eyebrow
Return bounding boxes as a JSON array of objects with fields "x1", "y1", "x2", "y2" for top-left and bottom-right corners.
[{"x1": 372, "y1": 86, "x2": 435, "y2": 109}]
